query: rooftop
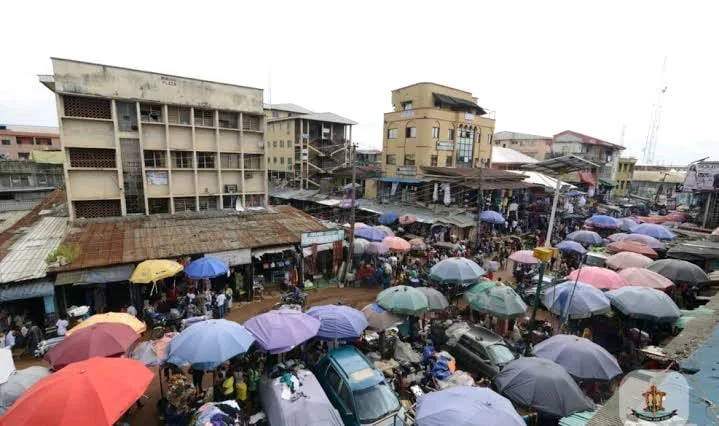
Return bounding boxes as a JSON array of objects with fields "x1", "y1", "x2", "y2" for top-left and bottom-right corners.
[
  {"x1": 554, "y1": 130, "x2": 625, "y2": 150},
  {"x1": 494, "y1": 131, "x2": 552, "y2": 141},
  {"x1": 491, "y1": 146, "x2": 539, "y2": 165},
  {"x1": 0, "y1": 216, "x2": 68, "y2": 283},
  {"x1": 0, "y1": 124, "x2": 59, "y2": 137},
  {"x1": 327, "y1": 346, "x2": 383, "y2": 390},
  {"x1": 392, "y1": 81, "x2": 473, "y2": 95},
  {"x1": 267, "y1": 112, "x2": 357, "y2": 126},
  {"x1": 632, "y1": 170, "x2": 686, "y2": 184},
  {"x1": 263, "y1": 103, "x2": 314, "y2": 115}
]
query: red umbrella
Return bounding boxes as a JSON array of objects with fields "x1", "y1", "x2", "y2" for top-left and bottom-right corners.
[
  {"x1": 383, "y1": 236, "x2": 411, "y2": 252},
  {"x1": 399, "y1": 214, "x2": 417, "y2": 225},
  {"x1": 509, "y1": 250, "x2": 539, "y2": 265},
  {"x1": 45, "y1": 323, "x2": 139, "y2": 370},
  {"x1": 567, "y1": 266, "x2": 628, "y2": 290},
  {"x1": 618, "y1": 267, "x2": 674, "y2": 291},
  {"x1": 607, "y1": 240, "x2": 658, "y2": 258},
  {"x1": 2, "y1": 357, "x2": 152, "y2": 426}
]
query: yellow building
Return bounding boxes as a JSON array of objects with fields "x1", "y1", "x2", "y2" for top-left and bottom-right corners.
[
  {"x1": 615, "y1": 157, "x2": 637, "y2": 197},
  {"x1": 382, "y1": 83, "x2": 495, "y2": 178}
]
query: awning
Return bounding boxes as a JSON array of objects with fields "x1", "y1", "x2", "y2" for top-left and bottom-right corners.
[
  {"x1": 378, "y1": 177, "x2": 424, "y2": 184},
  {"x1": 55, "y1": 264, "x2": 135, "y2": 286},
  {"x1": 579, "y1": 172, "x2": 597, "y2": 186},
  {"x1": 433, "y1": 93, "x2": 487, "y2": 115},
  {"x1": 206, "y1": 249, "x2": 252, "y2": 266},
  {"x1": 317, "y1": 199, "x2": 342, "y2": 207},
  {"x1": 302, "y1": 241, "x2": 348, "y2": 257},
  {"x1": 0, "y1": 280, "x2": 54, "y2": 302},
  {"x1": 252, "y1": 245, "x2": 295, "y2": 259},
  {"x1": 599, "y1": 178, "x2": 616, "y2": 187}
]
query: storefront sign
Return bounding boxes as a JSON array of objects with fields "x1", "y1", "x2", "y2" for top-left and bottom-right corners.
[
  {"x1": 464, "y1": 112, "x2": 475, "y2": 121},
  {"x1": 147, "y1": 171, "x2": 168, "y2": 185},
  {"x1": 206, "y1": 249, "x2": 252, "y2": 266},
  {"x1": 397, "y1": 166, "x2": 417, "y2": 176},
  {"x1": 436, "y1": 141, "x2": 454, "y2": 151},
  {"x1": 301, "y1": 229, "x2": 345, "y2": 247},
  {"x1": 683, "y1": 162, "x2": 719, "y2": 191}
]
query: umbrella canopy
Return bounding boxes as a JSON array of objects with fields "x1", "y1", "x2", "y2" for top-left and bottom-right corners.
[
  {"x1": 463, "y1": 281, "x2": 498, "y2": 303},
  {"x1": 605, "y1": 252, "x2": 654, "y2": 270},
  {"x1": 480, "y1": 210, "x2": 506, "y2": 225},
  {"x1": 585, "y1": 214, "x2": 621, "y2": 229},
  {"x1": 0, "y1": 366, "x2": 51, "y2": 415},
  {"x1": 429, "y1": 257, "x2": 486, "y2": 286},
  {"x1": 495, "y1": 357, "x2": 595, "y2": 418},
  {"x1": 607, "y1": 287, "x2": 681, "y2": 323},
  {"x1": 306, "y1": 305, "x2": 368, "y2": 340},
  {"x1": 365, "y1": 242, "x2": 389, "y2": 256},
  {"x1": 130, "y1": 341, "x2": 160, "y2": 367},
  {"x1": 542, "y1": 281, "x2": 611, "y2": 319},
  {"x1": 383, "y1": 236, "x2": 411, "y2": 252},
  {"x1": 353, "y1": 222, "x2": 368, "y2": 229},
  {"x1": 45, "y1": 323, "x2": 139, "y2": 370},
  {"x1": 566, "y1": 230, "x2": 603, "y2": 246},
  {"x1": 0, "y1": 348, "x2": 14, "y2": 384},
  {"x1": 631, "y1": 223, "x2": 676, "y2": 241},
  {"x1": 618, "y1": 267, "x2": 674, "y2": 290},
  {"x1": 184, "y1": 256, "x2": 229, "y2": 279},
  {"x1": 647, "y1": 259, "x2": 710, "y2": 286},
  {"x1": 354, "y1": 226, "x2": 388, "y2": 242},
  {"x1": 509, "y1": 250, "x2": 539, "y2": 265},
  {"x1": 534, "y1": 335, "x2": 621, "y2": 381},
  {"x1": 352, "y1": 238, "x2": 370, "y2": 255},
  {"x1": 607, "y1": 232, "x2": 629, "y2": 242},
  {"x1": 619, "y1": 218, "x2": 638, "y2": 232},
  {"x1": 416, "y1": 287, "x2": 449, "y2": 311},
  {"x1": 567, "y1": 266, "x2": 628, "y2": 290},
  {"x1": 623, "y1": 233, "x2": 665, "y2": 250},
  {"x1": 399, "y1": 214, "x2": 417, "y2": 225},
  {"x1": 375, "y1": 225, "x2": 395, "y2": 236},
  {"x1": 467, "y1": 284, "x2": 527, "y2": 319},
  {"x1": 169, "y1": 319, "x2": 255, "y2": 365},
  {"x1": 244, "y1": 309, "x2": 320, "y2": 354},
  {"x1": 129, "y1": 259, "x2": 183, "y2": 284},
  {"x1": 409, "y1": 238, "x2": 427, "y2": 251},
  {"x1": 607, "y1": 240, "x2": 658, "y2": 258},
  {"x1": 378, "y1": 212, "x2": 399, "y2": 225},
  {"x1": 360, "y1": 304, "x2": 403, "y2": 330},
  {"x1": 376, "y1": 285, "x2": 429, "y2": 315},
  {"x1": 338, "y1": 199, "x2": 356, "y2": 209},
  {"x1": 556, "y1": 240, "x2": 588, "y2": 255},
  {"x1": 67, "y1": 312, "x2": 146, "y2": 336},
  {"x1": 2, "y1": 358, "x2": 152, "y2": 426},
  {"x1": 416, "y1": 386, "x2": 525, "y2": 426}
]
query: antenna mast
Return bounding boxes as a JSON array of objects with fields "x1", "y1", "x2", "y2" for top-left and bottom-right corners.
[{"x1": 642, "y1": 58, "x2": 668, "y2": 164}]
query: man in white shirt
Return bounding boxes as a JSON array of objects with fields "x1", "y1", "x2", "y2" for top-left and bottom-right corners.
[
  {"x1": 56, "y1": 317, "x2": 69, "y2": 336},
  {"x1": 4, "y1": 330, "x2": 15, "y2": 349},
  {"x1": 216, "y1": 292, "x2": 226, "y2": 319}
]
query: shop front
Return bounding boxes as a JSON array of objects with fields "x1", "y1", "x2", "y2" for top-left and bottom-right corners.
[
  {"x1": 301, "y1": 230, "x2": 346, "y2": 283},
  {"x1": 54, "y1": 264, "x2": 135, "y2": 315},
  {"x1": 0, "y1": 279, "x2": 56, "y2": 333},
  {"x1": 251, "y1": 245, "x2": 299, "y2": 290},
  {"x1": 204, "y1": 249, "x2": 253, "y2": 301}
]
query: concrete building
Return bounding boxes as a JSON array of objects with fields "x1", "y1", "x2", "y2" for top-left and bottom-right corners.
[
  {"x1": 493, "y1": 131, "x2": 552, "y2": 160},
  {"x1": 490, "y1": 146, "x2": 538, "y2": 170},
  {"x1": 39, "y1": 58, "x2": 267, "y2": 220},
  {"x1": 356, "y1": 148, "x2": 382, "y2": 166},
  {"x1": 382, "y1": 83, "x2": 495, "y2": 179},
  {"x1": 614, "y1": 157, "x2": 637, "y2": 197},
  {"x1": 0, "y1": 125, "x2": 61, "y2": 160},
  {"x1": 0, "y1": 160, "x2": 64, "y2": 211},
  {"x1": 264, "y1": 103, "x2": 356, "y2": 189},
  {"x1": 550, "y1": 130, "x2": 625, "y2": 186}
]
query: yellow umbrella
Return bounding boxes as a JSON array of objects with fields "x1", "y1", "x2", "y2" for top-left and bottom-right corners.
[
  {"x1": 130, "y1": 259, "x2": 184, "y2": 284},
  {"x1": 66, "y1": 312, "x2": 147, "y2": 336}
]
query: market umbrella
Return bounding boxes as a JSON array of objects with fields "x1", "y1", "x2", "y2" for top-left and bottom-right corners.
[
  {"x1": 605, "y1": 252, "x2": 654, "y2": 270},
  {"x1": 45, "y1": 323, "x2": 140, "y2": 370},
  {"x1": 533, "y1": 335, "x2": 621, "y2": 381},
  {"x1": 354, "y1": 226, "x2": 387, "y2": 242},
  {"x1": 606, "y1": 287, "x2": 681, "y2": 323},
  {"x1": 416, "y1": 287, "x2": 449, "y2": 311},
  {"x1": 466, "y1": 284, "x2": 527, "y2": 319},
  {"x1": 416, "y1": 386, "x2": 525, "y2": 426},
  {"x1": 607, "y1": 232, "x2": 629, "y2": 242},
  {"x1": 244, "y1": 308, "x2": 320, "y2": 354},
  {"x1": 556, "y1": 240, "x2": 587, "y2": 255},
  {"x1": 631, "y1": 223, "x2": 676, "y2": 241},
  {"x1": 0, "y1": 348, "x2": 14, "y2": 384},
  {"x1": 129, "y1": 259, "x2": 183, "y2": 284},
  {"x1": 365, "y1": 242, "x2": 389, "y2": 256},
  {"x1": 376, "y1": 285, "x2": 429, "y2": 315},
  {"x1": 429, "y1": 257, "x2": 486, "y2": 286},
  {"x1": 479, "y1": 210, "x2": 506, "y2": 225},
  {"x1": 375, "y1": 225, "x2": 394, "y2": 236},
  {"x1": 542, "y1": 281, "x2": 611, "y2": 319},
  {"x1": 619, "y1": 218, "x2": 638, "y2": 232},
  {"x1": 130, "y1": 341, "x2": 160, "y2": 367},
  {"x1": 409, "y1": 238, "x2": 427, "y2": 251},
  {"x1": 378, "y1": 212, "x2": 399, "y2": 225},
  {"x1": 399, "y1": 214, "x2": 417, "y2": 225},
  {"x1": 618, "y1": 267, "x2": 674, "y2": 290},
  {"x1": 184, "y1": 256, "x2": 229, "y2": 279},
  {"x1": 647, "y1": 259, "x2": 710, "y2": 286},
  {"x1": 306, "y1": 305, "x2": 368, "y2": 340},
  {"x1": 353, "y1": 222, "x2": 368, "y2": 229},
  {"x1": 623, "y1": 234, "x2": 665, "y2": 250},
  {"x1": 1, "y1": 357, "x2": 153, "y2": 426},
  {"x1": 352, "y1": 238, "x2": 370, "y2": 255},
  {"x1": 566, "y1": 230, "x2": 603, "y2": 246},
  {"x1": 585, "y1": 214, "x2": 621, "y2": 229},
  {"x1": 495, "y1": 357, "x2": 595, "y2": 418},
  {"x1": 0, "y1": 366, "x2": 51, "y2": 415},
  {"x1": 66, "y1": 312, "x2": 147, "y2": 336},
  {"x1": 383, "y1": 236, "x2": 411, "y2": 252},
  {"x1": 168, "y1": 319, "x2": 255, "y2": 366},
  {"x1": 567, "y1": 266, "x2": 628, "y2": 290},
  {"x1": 508, "y1": 250, "x2": 539, "y2": 265},
  {"x1": 463, "y1": 280, "x2": 498, "y2": 303},
  {"x1": 607, "y1": 240, "x2": 658, "y2": 258},
  {"x1": 360, "y1": 303, "x2": 403, "y2": 330}
]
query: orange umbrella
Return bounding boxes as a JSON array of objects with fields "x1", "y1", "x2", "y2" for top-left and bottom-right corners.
[
  {"x1": 383, "y1": 236, "x2": 411, "y2": 252},
  {"x1": 408, "y1": 238, "x2": 427, "y2": 251},
  {"x1": 607, "y1": 240, "x2": 658, "y2": 258}
]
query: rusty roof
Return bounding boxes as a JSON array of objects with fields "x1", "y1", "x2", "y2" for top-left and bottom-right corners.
[
  {"x1": 53, "y1": 205, "x2": 326, "y2": 272},
  {"x1": 421, "y1": 166, "x2": 526, "y2": 181}
]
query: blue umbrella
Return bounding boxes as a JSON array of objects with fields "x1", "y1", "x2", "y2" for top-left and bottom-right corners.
[
  {"x1": 542, "y1": 281, "x2": 611, "y2": 319},
  {"x1": 619, "y1": 218, "x2": 638, "y2": 232},
  {"x1": 631, "y1": 223, "x2": 676, "y2": 241},
  {"x1": 184, "y1": 256, "x2": 229, "y2": 279},
  {"x1": 585, "y1": 215, "x2": 621, "y2": 229},
  {"x1": 365, "y1": 242, "x2": 389, "y2": 256},
  {"x1": 306, "y1": 305, "x2": 369, "y2": 340},
  {"x1": 378, "y1": 212, "x2": 399, "y2": 225},
  {"x1": 556, "y1": 240, "x2": 587, "y2": 255},
  {"x1": 416, "y1": 386, "x2": 525, "y2": 426},
  {"x1": 429, "y1": 257, "x2": 486, "y2": 286},
  {"x1": 479, "y1": 210, "x2": 505, "y2": 225},
  {"x1": 566, "y1": 230, "x2": 603, "y2": 246},
  {"x1": 168, "y1": 319, "x2": 255, "y2": 365},
  {"x1": 534, "y1": 335, "x2": 621, "y2": 381},
  {"x1": 354, "y1": 226, "x2": 388, "y2": 242},
  {"x1": 244, "y1": 308, "x2": 321, "y2": 354},
  {"x1": 606, "y1": 287, "x2": 681, "y2": 323}
]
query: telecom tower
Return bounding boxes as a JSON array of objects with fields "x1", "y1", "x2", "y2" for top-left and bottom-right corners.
[{"x1": 642, "y1": 58, "x2": 668, "y2": 164}]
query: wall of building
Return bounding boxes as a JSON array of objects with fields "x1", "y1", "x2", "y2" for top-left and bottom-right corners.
[
  {"x1": 493, "y1": 138, "x2": 551, "y2": 160},
  {"x1": 0, "y1": 129, "x2": 61, "y2": 160},
  {"x1": 615, "y1": 158, "x2": 636, "y2": 197}
]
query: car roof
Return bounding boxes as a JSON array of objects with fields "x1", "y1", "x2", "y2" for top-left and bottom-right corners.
[
  {"x1": 325, "y1": 346, "x2": 384, "y2": 391},
  {"x1": 465, "y1": 325, "x2": 506, "y2": 345}
]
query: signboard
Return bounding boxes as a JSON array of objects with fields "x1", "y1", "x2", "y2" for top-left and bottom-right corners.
[
  {"x1": 401, "y1": 110, "x2": 414, "y2": 118},
  {"x1": 683, "y1": 162, "x2": 719, "y2": 191},
  {"x1": 146, "y1": 171, "x2": 168, "y2": 185},
  {"x1": 397, "y1": 166, "x2": 417, "y2": 176},
  {"x1": 205, "y1": 249, "x2": 251, "y2": 266},
  {"x1": 464, "y1": 112, "x2": 475, "y2": 121},
  {"x1": 436, "y1": 141, "x2": 454, "y2": 151},
  {"x1": 301, "y1": 229, "x2": 345, "y2": 247}
]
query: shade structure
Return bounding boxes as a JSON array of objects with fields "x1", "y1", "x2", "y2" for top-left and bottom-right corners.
[
  {"x1": 383, "y1": 236, "x2": 411, "y2": 252},
  {"x1": 378, "y1": 212, "x2": 399, "y2": 225},
  {"x1": 416, "y1": 386, "x2": 525, "y2": 426},
  {"x1": 1, "y1": 357, "x2": 153, "y2": 426},
  {"x1": 607, "y1": 240, "x2": 658, "y2": 258},
  {"x1": 129, "y1": 259, "x2": 183, "y2": 284},
  {"x1": 338, "y1": 199, "x2": 356, "y2": 209},
  {"x1": 534, "y1": 335, "x2": 621, "y2": 381},
  {"x1": 376, "y1": 285, "x2": 429, "y2": 315},
  {"x1": 509, "y1": 250, "x2": 539, "y2": 265},
  {"x1": 416, "y1": 287, "x2": 449, "y2": 311},
  {"x1": 463, "y1": 281, "x2": 498, "y2": 303},
  {"x1": 619, "y1": 218, "x2": 638, "y2": 232},
  {"x1": 130, "y1": 341, "x2": 160, "y2": 367},
  {"x1": 344, "y1": 182, "x2": 361, "y2": 190},
  {"x1": 542, "y1": 281, "x2": 611, "y2": 319},
  {"x1": 585, "y1": 214, "x2": 621, "y2": 229},
  {"x1": 244, "y1": 308, "x2": 320, "y2": 354},
  {"x1": 399, "y1": 214, "x2": 417, "y2": 225},
  {"x1": 360, "y1": 303, "x2": 403, "y2": 330},
  {"x1": 365, "y1": 242, "x2": 389, "y2": 256},
  {"x1": 607, "y1": 232, "x2": 629, "y2": 242},
  {"x1": 169, "y1": 319, "x2": 256, "y2": 365},
  {"x1": 623, "y1": 233, "x2": 665, "y2": 250},
  {"x1": 566, "y1": 230, "x2": 603, "y2": 246},
  {"x1": 495, "y1": 357, "x2": 595, "y2": 418},
  {"x1": 429, "y1": 257, "x2": 486, "y2": 286},
  {"x1": 606, "y1": 287, "x2": 681, "y2": 323},
  {"x1": 408, "y1": 238, "x2": 427, "y2": 251},
  {"x1": 306, "y1": 305, "x2": 368, "y2": 340},
  {"x1": 66, "y1": 312, "x2": 147, "y2": 336},
  {"x1": 479, "y1": 210, "x2": 505, "y2": 225},
  {"x1": 354, "y1": 226, "x2": 388, "y2": 242},
  {"x1": 353, "y1": 222, "x2": 368, "y2": 229},
  {"x1": 45, "y1": 323, "x2": 139, "y2": 370},
  {"x1": 375, "y1": 225, "x2": 395, "y2": 236},
  {"x1": 556, "y1": 240, "x2": 587, "y2": 255},
  {"x1": 647, "y1": 259, "x2": 710, "y2": 286},
  {"x1": 0, "y1": 366, "x2": 51, "y2": 415},
  {"x1": 184, "y1": 256, "x2": 229, "y2": 279},
  {"x1": 618, "y1": 267, "x2": 674, "y2": 290},
  {"x1": 605, "y1": 252, "x2": 654, "y2": 270},
  {"x1": 352, "y1": 238, "x2": 370, "y2": 255},
  {"x1": 631, "y1": 223, "x2": 676, "y2": 241},
  {"x1": 466, "y1": 284, "x2": 527, "y2": 319},
  {"x1": 567, "y1": 266, "x2": 628, "y2": 290}
]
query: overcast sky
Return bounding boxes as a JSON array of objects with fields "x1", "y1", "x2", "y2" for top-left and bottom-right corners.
[{"x1": 2, "y1": 1, "x2": 717, "y2": 165}]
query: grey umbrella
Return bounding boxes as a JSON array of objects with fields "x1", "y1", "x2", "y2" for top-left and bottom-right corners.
[
  {"x1": 416, "y1": 287, "x2": 449, "y2": 311},
  {"x1": 495, "y1": 357, "x2": 595, "y2": 418},
  {"x1": 0, "y1": 366, "x2": 51, "y2": 415},
  {"x1": 606, "y1": 287, "x2": 681, "y2": 323},
  {"x1": 647, "y1": 259, "x2": 710, "y2": 286},
  {"x1": 429, "y1": 257, "x2": 486, "y2": 286},
  {"x1": 533, "y1": 335, "x2": 622, "y2": 381},
  {"x1": 361, "y1": 303, "x2": 403, "y2": 330}
]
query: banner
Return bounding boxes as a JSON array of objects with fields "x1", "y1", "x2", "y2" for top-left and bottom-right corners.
[{"x1": 684, "y1": 162, "x2": 719, "y2": 191}]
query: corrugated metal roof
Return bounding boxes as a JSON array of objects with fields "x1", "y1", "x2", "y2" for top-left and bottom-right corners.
[
  {"x1": 633, "y1": 170, "x2": 686, "y2": 184},
  {"x1": 492, "y1": 146, "x2": 539, "y2": 164},
  {"x1": 494, "y1": 131, "x2": 551, "y2": 141},
  {"x1": 0, "y1": 211, "x2": 31, "y2": 233},
  {"x1": 507, "y1": 170, "x2": 576, "y2": 191},
  {"x1": 263, "y1": 103, "x2": 314, "y2": 114},
  {"x1": 268, "y1": 112, "x2": 357, "y2": 125},
  {"x1": 0, "y1": 279, "x2": 54, "y2": 302},
  {"x1": 0, "y1": 216, "x2": 68, "y2": 283}
]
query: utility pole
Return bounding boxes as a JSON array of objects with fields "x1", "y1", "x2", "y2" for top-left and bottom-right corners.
[
  {"x1": 475, "y1": 165, "x2": 483, "y2": 253},
  {"x1": 346, "y1": 143, "x2": 358, "y2": 280}
]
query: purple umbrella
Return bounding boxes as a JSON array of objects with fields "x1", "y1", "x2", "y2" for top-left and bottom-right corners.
[
  {"x1": 585, "y1": 215, "x2": 621, "y2": 229},
  {"x1": 306, "y1": 305, "x2": 368, "y2": 340},
  {"x1": 619, "y1": 218, "x2": 638, "y2": 232},
  {"x1": 631, "y1": 223, "x2": 676, "y2": 241},
  {"x1": 623, "y1": 233, "x2": 666, "y2": 250},
  {"x1": 365, "y1": 242, "x2": 389, "y2": 256},
  {"x1": 244, "y1": 308, "x2": 320, "y2": 354},
  {"x1": 355, "y1": 226, "x2": 389, "y2": 242},
  {"x1": 607, "y1": 232, "x2": 629, "y2": 242}
]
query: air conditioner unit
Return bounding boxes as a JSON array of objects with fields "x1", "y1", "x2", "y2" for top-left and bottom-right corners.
[{"x1": 224, "y1": 184, "x2": 238, "y2": 193}]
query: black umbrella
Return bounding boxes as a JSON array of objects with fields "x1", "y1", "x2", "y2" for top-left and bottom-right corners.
[{"x1": 647, "y1": 259, "x2": 709, "y2": 286}]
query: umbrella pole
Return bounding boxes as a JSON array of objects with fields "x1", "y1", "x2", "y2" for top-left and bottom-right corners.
[
  {"x1": 562, "y1": 255, "x2": 587, "y2": 327},
  {"x1": 525, "y1": 261, "x2": 546, "y2": 355}
]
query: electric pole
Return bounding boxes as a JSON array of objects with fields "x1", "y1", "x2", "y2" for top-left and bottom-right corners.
[
  {"x1": 475, "y1": 164, "x2": 483, "y2": 252},
  {"x1": 346, "y1": 143, "x2": 358, "y2": 280}
]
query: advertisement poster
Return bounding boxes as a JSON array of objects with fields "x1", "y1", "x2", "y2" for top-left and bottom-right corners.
[{"x1": 683, "y1": 162, "x2": 719, "y2": 191}]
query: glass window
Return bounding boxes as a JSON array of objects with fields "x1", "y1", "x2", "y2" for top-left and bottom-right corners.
[
  {"x1": 405, "y1": 127, "x2": 416, "y2": 138},
  {"x1": 448, "y1": 129, "x2": 455, "y2": 140},
  {"x1": 144, "y1": 151, "x2": 166, "y2": 168},
  {"x1": 1, "y1": 139, "x2": 10, "y2": 145},
  {"x1": 487, "y1": 344, "x2": 517, "y2": 365},
  {"x1": 432, "y1": 127, "x2": 440, "y2": 139},
  {"x1": 197, "y1": 152, "x2": 215, "y2": 168},
  {"x1": 338, "y1": 385, "x2": 354, "y2": 414},
  {"x1": 386, "y1": 154, "x2": 396, "y2": 165},
  {"x1": 387, "y1": 129, "x2": 398, "y2": 139},
  {"x1": 18, "y1": 152, "x2": 30, "y2": 160},
  {"x1": 280, "y1": 157, "x2": 285, "y2": 164},
  {"x1": 404, "y1": 154, "x2": 415, "y2": 166},
  {"x1": 273, "y1": 157, "x2": 277, "y2": 164},
  {"x1": 273, "y1": 141, "x2": 277, "y2": 148},
  {"x1": 401, "y1": 101, "x2": 413, "y2": 111},
  {"x1": 353, "y1": 383, "x2": 400, "y2": 424},
  {"x1": 280, "y1": 140, "x2": 284, "y2": 148},
  {"x1": 287, "y1": 157, "x2": 292, "y2": 166},
  {"x1": 287, "y1": 140, "x2": 292, "y2": 148},
  {"x1": 445, "y1": 156, "x2": 453, "y2": 167},
  {"x1": 326, "y1": 367, "x2": 342, "y2": 393},
  {"x1": 430, "y1": 155, "x2": 438, "y2": 166},
  {"x1": 172, "y1": 151, "x2": 193, "y2": 168},
  {"x1": 456, "y1": 126, "x2": 475, "y2": 167}
]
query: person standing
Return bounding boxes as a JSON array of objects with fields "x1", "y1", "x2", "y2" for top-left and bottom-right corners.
[
  {"x1": 56, "y1": 316, "x2": 69, "y2": 336},
  {"x1": 216, "y1": 290, "x2": 226, "y2": 319}
]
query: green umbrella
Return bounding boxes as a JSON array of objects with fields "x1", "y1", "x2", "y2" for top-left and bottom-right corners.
[
  {"x1": 376, "y1": 285, "x2": 429, "y2": 316},
  {"x1": 468, "y1": 284, "x2": 528, "y2": 319},
  {"x1": 463, "y1": 280, "x2": 498, "y2": 304}
]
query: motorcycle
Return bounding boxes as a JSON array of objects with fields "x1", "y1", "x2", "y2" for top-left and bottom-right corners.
[{"x1": 272, "y1": 291, "x2": 308, "y2": 310}]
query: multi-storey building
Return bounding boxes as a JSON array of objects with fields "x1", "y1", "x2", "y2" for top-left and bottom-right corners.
[
  {"x1": 0, "y1": 125, "x2": 61, "y2": 160},
  {"x1": 0, "y1": 160, "x2": 64, "y2": 210},
  {"x1": 356, "y1": 149, "x2": 382, "y2": 166},
  {"x1": 615, "y1": 157, "x2": 637, "y2": 197},
  {"x1": 550, "y1": 130, "x2": 625, "y2": 186},
  {"x1": 382, "y1": 83, "x2": 495, "y2": 178},
  {"x1": 493, "y1": 131, "x2": 552, "y2": 161},
  {"x1": 39, "y1": 58, "x2": 266, "y2": 220}
]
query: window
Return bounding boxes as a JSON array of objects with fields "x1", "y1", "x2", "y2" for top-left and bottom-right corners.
[
  {"x1": 221, "y1": 153, "x2": 241, "y2": 169},
  {"x1": 172, "y1": 151, "x2": 193, "y2": 168},
  {"x1": 63, "y1": 95, "x2": 112, "y2": 119},
  {"x1": 387, "y1": 129, "x2": 398, "y2": 139},
  {"x1": 218, "y1": 111, "x2": 238, "y2": 129},
  {"x1": 272, "y1": 111, "x2": 279, "y2": 118},
  {"x1": 354, "y1": 383, "x2": 400, "y2": 424},
  {"x1": 140, "y1": 103, "x2": 163, "y2": 123},
  {"x1": 486, "y1": 344, "x2": 517, "y2": 365},
  {"x1": 1, "y1": 139, "x2": 10, "y2": 145},
  {"x1": 197, "y1": 152, "x2": 215, "y2": 168},
  {"x1": 273, "y1": 141, "x2": 277, "y2": 148},
  {"x1": 325, "y1": 367, "x2": 342, "y2": 394},
  {"x1": 432, "y1": 127, "x2": 440, "y2": 139},
  {"x1": 273, "y1": 157, "x2": 277, "y2": 164},
  {"x1": 18, "y1": 152, "x2": 30, "y2": 160},
  {"x1": 174, "y1": 197, "x2": 196, "y2": 212},
  {"x1": 486, "y1": 133, "x2": 492, "y2": 145},
  {"x1": 116, "y1": 102, "x2": 138, "y2": 131},
  {"x1": 430, "y1": 155, "x2": 438, "y2": 166},
  {"x1": 405, "y1": 127, "x2": 416, "y2": 138},
  {"x1": 16, "y1": 137, "x2": 33, "y2": 145},
  {"x1": 448, "y1": 129, "x2": 455, "y2": 140},
  {"x1": 338, "y1": 385, "x2": 354, "y2": 415},
  {"x1": 456, "y1": 126, "x2": 475, "y2": 167},
  {"x1": 244, "y1": 154, "x2": 263, "y2": 169},
  {"x1": 144, "y1": 151, "x2": 166, "y2": 168},
  {"x1": 386, "y1": 154, "x2": 396, "y2": 165},
  {"x1": 287, "y1": 140, "x2": 292, "y2": 148},
  {"x1": 10, "y1": 176, "x2": 30, "y2": 187},
  {"x1": 68, "y1": 148, "x2": 116, "y2": 168},
  {"x1": 404, "y1": 154, "x2": 415, "y2": 166},
  {"x1": 287, "y1": 157, "x2": 292, "y2": 167},
  {"x1": 242, "y1": 115, "x2": 261, "y2": 131},
  {"x1": 168, "y1": 106, "x2": 191, "y2": 125},
  {"x1": 35, "y1": 138, "x2": 52, "y2": 145},
  {"x1": 74, "y1": 200, "x2": 121, "y2": 218},
  {"x1": 401, "y1": 101, "x2": 413, "y2": 111},
  {"x1": 37, "y1": 175, "x2": 48, "y2": 186},
  {"x1": 148, "y1": 198, "x2": 170, "y2": 214},
  {"x1": 194, "y1": 109, "x2": 214, "y2": 127},
  {"x1": 280, "y1": 157, "x2": 285, "y2": 165},
  {"x1": 445, "y1": 156, "x2": 453, "y2": 167},
  {"x1": 280, "y1": 140, "x2": 284, "y2": 148},
  {"x1": 198, "y1": 196, "x2": 218, "y2": 210}
]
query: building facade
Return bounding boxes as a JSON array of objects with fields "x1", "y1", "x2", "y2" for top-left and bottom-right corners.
[
  {"x1": 0, "y1": 125, "x2": 61, "y2": 160},
  {"x1": 614, "y1": 157, "x2": 637, "y2": 197},
  {"x1": 550, "y1": 130, "x2": 625, "y2": 185},
  {"x1": 356, "y1": 149, "x2": 381, "y2": 166},
  {"x1": 493, "y1": 131, "x2": 552, "y2": 161},
  {"x1": 40, "y1": 58, "x2": 267, "y2": 220},
  {"x1": 382, "y1": 83, "x2": 495, "y2": 179},
  {"x1": 0, "y1": 160, "x2": 64, "y2": 210}
]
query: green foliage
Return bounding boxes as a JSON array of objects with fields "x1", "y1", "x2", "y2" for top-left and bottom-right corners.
[{"x1": 46, "y1": 244, "x2": 80, "y2": 264}]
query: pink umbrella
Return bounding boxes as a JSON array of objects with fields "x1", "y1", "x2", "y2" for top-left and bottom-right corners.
[
  {"x1": 566, "y1": 266, "x2": 628, "y2": 290},
  {"x1": 605, "y1": 252, "x2": 653, "y2": 271},
  {"x1": 399, "y1": 214, "x2": 417, "y2": 225},
  {"x1": 508, "y1": 250, "x2": 539, "y2": 265},
  {"x1": 618, "y1": 267, "x2": 674, "y2": 290},
  {"x1": 607, "y1": 233, "x2": 629, "y2": 242},
  {"x1": 383, "y1": 236, "x2": 411, "y2": 252},
  {"x1": 623, "y1": 234, "x2": 665, "y2": 250},
  {"x1": 408, "y1": 238, "x2": 427, "y2": 251}
]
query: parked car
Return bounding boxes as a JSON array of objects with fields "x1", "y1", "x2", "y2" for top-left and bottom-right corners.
[
  {"x1": 519, "y1": 274, "x2": 565, "y2": 307},
  {"x1": 313, "y1": 346, "x2": 406, "y2": 426},
  {"x1": 584, "y1": 252, "x2": 611, "y2": 267}
]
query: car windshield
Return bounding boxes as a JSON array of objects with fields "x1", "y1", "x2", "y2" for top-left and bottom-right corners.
[
  {"x1": 353, "y1": 382, "x2": 400, "y2": 423},
  {"x1": 486, "y1": 344, "x2": 517, "y2": 365}
]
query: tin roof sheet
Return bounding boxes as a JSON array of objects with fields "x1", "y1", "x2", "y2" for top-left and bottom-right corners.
[{"x1": 0, "y1": 216, "x2": 68, "y2": 283}]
